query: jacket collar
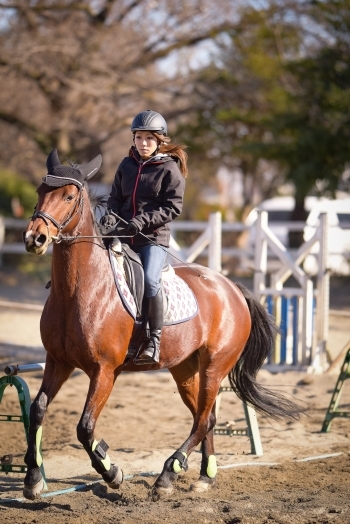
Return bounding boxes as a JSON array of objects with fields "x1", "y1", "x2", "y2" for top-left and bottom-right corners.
[{"x1": 131, "y1": 147, "x2": 172, "y2": 165}]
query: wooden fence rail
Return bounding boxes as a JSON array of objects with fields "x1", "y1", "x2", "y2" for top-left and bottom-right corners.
[{"x1": 0, "y1": 213, "x2": 334, "y2": 370}]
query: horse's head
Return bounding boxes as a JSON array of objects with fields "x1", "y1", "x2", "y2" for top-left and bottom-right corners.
[{"x1": 24, "y1": 149, "x2": 102, "y2": 255}]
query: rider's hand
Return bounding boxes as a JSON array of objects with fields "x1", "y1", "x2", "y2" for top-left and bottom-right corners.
[
  {"x1": 124, "y1": 220, "x2": 140, "y2": 237},
  {"x1": 100, "y1": 211, "x2": 117, "y2": 229}
]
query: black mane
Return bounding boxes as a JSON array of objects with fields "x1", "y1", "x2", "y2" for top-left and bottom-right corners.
[
  {"x1": 88, "y1": 188, "x2": 107, "y2": 211},
  {"x1": 87, "y1": 188, "x2": 107, "y2": 232}
]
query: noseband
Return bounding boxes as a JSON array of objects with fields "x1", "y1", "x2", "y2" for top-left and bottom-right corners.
[{"x1": 30, "y1": 189, "x2": 84, "y2": 242}]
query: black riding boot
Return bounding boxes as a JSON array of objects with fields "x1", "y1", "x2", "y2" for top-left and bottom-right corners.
[{"x1": 135, "y1": 289, "x2": 163, "y2": 365}]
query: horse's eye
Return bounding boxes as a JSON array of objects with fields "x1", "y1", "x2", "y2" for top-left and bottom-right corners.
[{"x1": 66, "y1": 195, "x2": 75, "y2": 202}]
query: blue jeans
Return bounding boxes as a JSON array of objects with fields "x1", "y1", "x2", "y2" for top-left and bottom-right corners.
[{"x1": 133, "y1": 244, "x2": 167, "y2": 298}]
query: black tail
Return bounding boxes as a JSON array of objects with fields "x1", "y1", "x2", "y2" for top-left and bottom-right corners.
[{"x1": 228, "y1": 283, "x2": 303, "y2": 421}]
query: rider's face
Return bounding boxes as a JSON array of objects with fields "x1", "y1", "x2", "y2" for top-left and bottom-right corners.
[{"x1": 134, "y1": 131, "x2": 158, "y2": 159}]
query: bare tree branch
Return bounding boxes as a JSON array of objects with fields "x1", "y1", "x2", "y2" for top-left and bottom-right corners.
[{"x1": 0, "y1": 0, "x2": 243, "y2": 181}]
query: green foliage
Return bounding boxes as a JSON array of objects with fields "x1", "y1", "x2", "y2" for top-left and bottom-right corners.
[
  {"x1": 181, "y1": 3, "x2": 300, "y2": 218},
  {"x1": 0, "y1": 168, "x2": 37, "y2": 217},
  {"x1": 1, "y1": 253, "x2": 52, "y2": 283},
  {"x1": 18, "y1": 254, "x2": 52, "y2": 283},
  {"x1": 182, "y1": 0, "x2": 350, "y2": 217},
  {"x1": 264, "y1": 13, "x2": 350, "y2": 204}
]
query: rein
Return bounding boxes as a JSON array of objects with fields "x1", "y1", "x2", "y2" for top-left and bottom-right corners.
[
  {"x1": 31, "y1": 193, "x2": 205, "y2": 278},
  {"x1": 51, "y1": 231, "x2": 205, "y2": 277}
]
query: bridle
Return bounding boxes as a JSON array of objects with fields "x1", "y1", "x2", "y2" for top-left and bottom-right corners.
[{"x1": 30, "y1": 188, "x2": 84, "y2": 243}]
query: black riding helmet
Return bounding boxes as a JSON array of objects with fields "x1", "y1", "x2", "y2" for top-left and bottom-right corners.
[{"x1": 131, "y1": 110, "x2": 167, "y2": 135}]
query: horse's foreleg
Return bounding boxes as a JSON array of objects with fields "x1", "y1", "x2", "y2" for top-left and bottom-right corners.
[
  {"x1": 23, "y1": 356, "x2": 74, "y2": 500},
  {"x1": 76, "y1": 367, "x2": 122, "y2": 489}
]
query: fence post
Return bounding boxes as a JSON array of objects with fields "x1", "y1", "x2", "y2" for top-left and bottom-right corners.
[
  {"x1": 252, "y1": 209, "x2": 330, "y2": 369},
  {"x1": 0, "y1": 216, "x2": 4, "y2": 267},
  {"x1": 290, "y1": 296, "x2": 298, "y2": 365},
  {"x1": 253, "y1": 210, "x2": 267, "y2": 298},
  {"x1": 301, "y1": 276, "x2": 314, "y2": 364},
  {"x1": 208, "y1": 212, "x2": 222, "y2": 272},
  {"x1": 314, "y1": 212, "x2": 330, "y2": 369}
]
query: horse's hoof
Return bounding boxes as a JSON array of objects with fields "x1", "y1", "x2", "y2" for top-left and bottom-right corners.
[
  {"x1": 23, "y1": 478, "x2": 44, "y2": 500},
  {"x1": 106, "y1": 467, "x2": 123, "y2": 490},
  {"x1": 190, "y1": 477, "x2": 217, "y2": 493},
  {"x1": 151, "y1": 485, "x2": 173, "y2": 501}
]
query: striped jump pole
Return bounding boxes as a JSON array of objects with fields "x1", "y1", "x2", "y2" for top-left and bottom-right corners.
[
  {"x1": 267, "y1": 295, "x2": 302, "y2": 366},
  {"x1": 0, "y1": 363, "x2": 47, "y2": 486}
]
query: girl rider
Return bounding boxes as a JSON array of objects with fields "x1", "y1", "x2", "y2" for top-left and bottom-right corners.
[{"x1": 101, "y1": 110, "x2": 188, "y2": 364}]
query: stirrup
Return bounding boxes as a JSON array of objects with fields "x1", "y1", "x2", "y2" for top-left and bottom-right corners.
[
  {"x1": 124, "y1": 345, "x2": 136, "y2": 361},
  {"x1": 133, "y1": 338, "x2": 160, "y2": 365}
]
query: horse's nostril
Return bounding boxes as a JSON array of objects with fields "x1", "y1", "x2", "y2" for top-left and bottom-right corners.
[{"x1": 34, "y1": 234, "x2": 47, "y2": 247}]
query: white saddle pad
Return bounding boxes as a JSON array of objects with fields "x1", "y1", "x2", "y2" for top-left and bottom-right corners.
[{"x1": 109, "y1": 251, "x2": 198, "y2": 325}]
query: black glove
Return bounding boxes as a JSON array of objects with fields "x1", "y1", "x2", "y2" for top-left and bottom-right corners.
[
  {"x1": 123, "y1": 220, "x2": 141, "y2": 237},
  {"x1": 100, "y1": 211, "x2": 118, "y2": 229}
]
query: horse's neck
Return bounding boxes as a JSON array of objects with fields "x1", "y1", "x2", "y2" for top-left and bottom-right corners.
[{"x1": 51, "y1": 202, "x2": 112, "y2": 297}]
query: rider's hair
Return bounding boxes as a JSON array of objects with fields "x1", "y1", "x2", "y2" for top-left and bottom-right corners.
[{"x1": 129, "y1": 132, "x2": 188, "y2": 178}]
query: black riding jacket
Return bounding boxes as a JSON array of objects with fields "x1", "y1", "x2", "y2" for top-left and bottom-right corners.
[{"x1": 107, "y1": 147, "x2": 185, "y2": 248}]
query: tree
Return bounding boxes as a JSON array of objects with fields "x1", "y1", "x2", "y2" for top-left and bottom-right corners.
[
  {"x1": 178, "y1": 1, "x2": 304, "y2": 221},
  {"x1": 0, "y1": 0, "x2": 241, "y2": 183},
  {"x1": 180, "y1": 0, "x2": 350, "y2": 228},
  {"x1": 0, "y1": 168, "x2": 37, "y2": 216},
  {"x1": 266, "y1": 0, "x2": 350, "y2": 204}
]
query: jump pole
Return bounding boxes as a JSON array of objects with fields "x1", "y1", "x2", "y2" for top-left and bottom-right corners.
[
  {"x1": 0, "y1": 364, "x2": 47, "y2": 487},
  {"x1": 4, "y1": 363, "x2": 46, "y2": 376}
]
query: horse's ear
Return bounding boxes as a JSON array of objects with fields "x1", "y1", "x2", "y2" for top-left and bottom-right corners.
[
  {"x1": 46, "y1": 149, "x2": 61, "y2": 171},
  {"x1": 80, "y1": 154, "x2": 102, "y2": 181}
]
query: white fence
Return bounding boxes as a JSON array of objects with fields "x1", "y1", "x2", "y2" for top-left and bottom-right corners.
[
  {"x1": 253, "y1": 211, "x2": 329, "y2": 372},
  {"x1": 0, "y1": 213, "x2": 307, "y2": 269},
  {"x1": 1, "y1": 214, "x2": 250, "y2": 268},
  {"x1": 168, "y1": 212, "x2": 330, "y2": 371},
  {"x1": 0, "y1": 217, "x2": 29, "y2": 255},
  {"x1": 0, "y1": 213, "x2": 333, "y2": 370}
]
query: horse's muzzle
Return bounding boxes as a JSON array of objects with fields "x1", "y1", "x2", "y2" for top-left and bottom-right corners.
[{"x1": 23, "y1": 229, "x2": 49, "y2": 255}]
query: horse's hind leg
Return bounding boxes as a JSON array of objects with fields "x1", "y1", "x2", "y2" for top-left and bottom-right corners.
[
  {"x1": 153, "y1": 356, "x2": 219, "y2": 499},
  {"x1": 192, "y1": 422, "x2": 217, "y2": 493},
  {"x1": 23, "y1": 355, "x2": 74, "y2": 500},
  {"x1": 76, "y1": 366, "x2": 123, "y2": 490}
]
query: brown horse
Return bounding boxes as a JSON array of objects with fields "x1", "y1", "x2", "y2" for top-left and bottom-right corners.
[{"x1": 22, "y1": 150, "x2": 300, "y2": 501}]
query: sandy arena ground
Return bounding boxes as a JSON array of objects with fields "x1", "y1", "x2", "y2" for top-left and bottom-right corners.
[{"x1": 0, "y1": 270, "x2": 349, "y2": 523}]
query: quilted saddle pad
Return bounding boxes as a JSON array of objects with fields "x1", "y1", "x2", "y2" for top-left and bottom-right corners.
[{"x1": 109, "y1": 250, "x2": 198, "y2": 325}]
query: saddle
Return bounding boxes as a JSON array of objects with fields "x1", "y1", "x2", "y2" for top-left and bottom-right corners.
[
  {"x1": 109, "y1": 238, "x2": 161, "y2": 359},
  {"x1": 118, "y1": 243, "x2": 144, "y2": 318},
  {"x1": 108, "y1": 238, "x2": 198, "y2": 361}
]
